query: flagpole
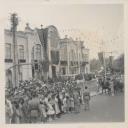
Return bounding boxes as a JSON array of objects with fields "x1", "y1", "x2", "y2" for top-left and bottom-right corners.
[
  {"x1": 103, "y1": 52, "x2": 106, "y2": 80},
  {"x1": 67, "y1": 37, "x2": 70, "y2": 75}
]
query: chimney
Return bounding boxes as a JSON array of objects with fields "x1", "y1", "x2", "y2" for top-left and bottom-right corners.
[
  {"x1": 41, "y1": 24, "x2": 43, "y2": 29},
  {"x1": 25, "y1": 23, "x2": 32, "y2": 32}
]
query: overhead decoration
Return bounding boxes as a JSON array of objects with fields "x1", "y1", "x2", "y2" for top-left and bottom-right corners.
[
  {"x1": 98, "y1": 52, "x2": 104, "y2": 66},
  {"x1": 51, "y1": 50, "x2": 60, "y2": 65},
  {"x1": 37, "y1": 28, "x2": 49, "y2": 72}
]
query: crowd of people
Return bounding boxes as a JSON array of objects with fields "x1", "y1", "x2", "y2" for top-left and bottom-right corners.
[
  {"x1": 97, "y1": 74, "x2": 124, "y2": 95},
  {"x1": 5, "y1": 78, "x2": 90, "y2": 124},
  {"x1": 5, "y1": 73, "x2": 124, "y2": 124}
]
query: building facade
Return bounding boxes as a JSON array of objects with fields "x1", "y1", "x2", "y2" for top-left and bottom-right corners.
[
  {"x1": 59, "y1": 36, "x2": 89, "y2": 76},
  {"x1": 5, "y1": 24, "x2": 89, "y2": 87}
]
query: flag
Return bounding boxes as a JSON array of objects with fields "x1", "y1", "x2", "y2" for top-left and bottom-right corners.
[
  {"x1": 98, "y1": 52, "x2": 104, "y2": 66},
  {"x1": 51, "y1": 50, "x2": 60, "y2": 65},
  {"x1": 109, "y1": 56, "x2": 113, "y2": 68},
  {"x1": 37, "y1": 28, "x2": 49, "y2": 72},
  {"x1": 37, "y1": 28, "x2": 48, "y2": 51}
]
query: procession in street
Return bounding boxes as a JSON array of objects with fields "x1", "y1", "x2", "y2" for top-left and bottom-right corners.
[
  {"x1": 4, "y1": 4, "x2": 124, "y2": 124},
  {"x1": 5, "y1": 73, "x2": 124, "y2": 124}
]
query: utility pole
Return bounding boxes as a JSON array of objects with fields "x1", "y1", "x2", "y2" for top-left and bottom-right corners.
[
  {"x1": 99, "y1": 39, "x2": 116, "y2": 79},
  {"x1": 77, "y1": 39, "x2": 81, "y2": 74},
  {"x1": 66, "y1": 36, "x2": 70, "y2": 75},
  {"x1": 105, "y1": 51, "x2": 117, "y2": 74},
  {"x1": 99, "y1": 40, "x2": 106, "y2": 79},
  {"x1": 11, "y1": 13, "x2": 19, "y2": 87},
  {"x1": 103, "y1": 52, "x2": 106, "y2": 79}
]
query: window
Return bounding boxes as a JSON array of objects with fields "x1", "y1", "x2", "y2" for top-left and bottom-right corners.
[
  {"x1": 71, "y1": 49, "x2": 74, "y2": 61},
  {"x1": 5, "y1": 43, "x2": 11, "y2": 59},
  {"x1": 31, "y1": 47, "x2": 34, "y2": 60},
  {"x1": 36, "y1": 44, "x2": 41, "y2": 60},
  {"x1": 19, "y1": 45, "x2": 24, "y2": 60}
]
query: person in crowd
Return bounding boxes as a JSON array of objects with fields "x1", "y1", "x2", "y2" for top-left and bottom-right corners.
[
  {"x1": 21, "y1": 97, "x2": 29, "y2": 123},
  {"x1": 110, "y1": 79, "x2": 114, "y2": 96},
  {"x1": 69, "y1": 95, "x2": 74, "y2": 113},
  {"x1": 66, "y1": 96, "x2": 70, "y2": 113},
  {"x1": 54, "y1": 94, "x2": 61, "y2": 118},
  {"x1": 18, "y1": 98, "x2": 25, "y2": 123},
  {"x1": 28, "y1": 91, "x2": 41, "y2": 123},
  {"x1": 40, "y1": 100, "x2": 47, "y2": 123},
  {"x1": 63, "y1": 95, "x2": 67, "y2": 113},
  {"x1": 11, "y1": 101, "x2": 21, "y2": 124},
  {"x1": 5, "y1": 92, "x2": 13, "y2": 124},
  {"x1": 59, "y1": 92, "x2": 64, "y2": 114},
  {"x1": 47, "y1": 97, "x2": 55, "y2": 122},
  {"x1": 73, "y1": 89, "x2": 80, "y2": 113},
  {"x1": 56, "y1": 94, "x2": 62, "y2": 116},
  {"x1": 97, "y1": 78, "x2": 100, "y2": 92},
  {"x1": 83, "y1": 86, "x2": 90, "y2": 111}
]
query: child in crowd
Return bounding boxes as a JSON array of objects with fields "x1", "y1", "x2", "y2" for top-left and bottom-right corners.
[
  {"x1": 40, "y1": 101, "x2": 47, "y2": 123},
  {"x1": 66, "y1": 96, "x2": 70, "y2": 113},
  {"x1": 63, "y1": 95, "x2": 67, "y2": 113},
  {"x1": 83, "y1": 86, "x2": 90, "y2": 111},
  {"x1": 69, "y1": 95, "x2": 74, "y2": 113},
  {"x1": 47, "y1": 98, "x2": 55, "y2": 122},
  {"x1": 54, "y1": 94, "x2": 61, "y2": 118}
]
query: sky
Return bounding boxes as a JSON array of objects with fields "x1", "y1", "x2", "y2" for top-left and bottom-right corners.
[{"x1": 0, "y1": 0, "x2": 124, "y2": 59}]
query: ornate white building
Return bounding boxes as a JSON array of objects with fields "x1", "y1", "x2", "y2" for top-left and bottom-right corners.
[
  {"x1": 4, "y1": 24, "x2": 89, "y2": 87},
  {"x1": 59, "y1": 36, "x2": 89, "y2": 76}
]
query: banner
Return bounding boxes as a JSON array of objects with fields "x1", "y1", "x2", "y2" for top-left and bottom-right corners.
[
  {"x1": 109, "y1": 56, "x2": 113, "y2": 68},
  {"x1": 51, "y1": 50, "x2": 60, "y2": 65},
  {"x1": 37, "y1": 28, "x2": 48, "y2": 60},
  {"x1": 37, "y1": 28, "x2": 48, "y2": 50},
  {"x1": 37, "y1": 28, "x2": 49, "y2": 72},
  {"x1": 98, "y1": 52, "x2": 104, "y2": 66}
]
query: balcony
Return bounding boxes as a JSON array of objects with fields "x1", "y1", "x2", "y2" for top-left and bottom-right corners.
[
  {"x1": 60, "y1": 61, "x2": 67, "y2": 65},
  {"x1": 19, "y1": 59, "x2": 26, "y2": 63},
  {"x1": 5, "y1": 59, "x2": 13, "y2": 63}
]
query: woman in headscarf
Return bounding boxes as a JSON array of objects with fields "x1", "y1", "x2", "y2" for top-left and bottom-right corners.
[
  {"x1": 5, "y1": 91, "x2": 13, "y2": 124},
  {"x1": 54, "y1": 94, "x2": 61, "y2": 118},
  {"x1": 83, "y1": 86, "x2": 90, "y2": 111},
  {"x1": 39, "y1": 97, "x2": 47, "y2": 123},
  {"x1": 69, "y1": 94, "x2": 74, "y2": 113},
  {"x1": 11, "y1": 100, "x2": 20, "y2": 124},
  {"x1": 73, "y1": 89, "x2": 80, "y2": 113},
  {"x1": 28, "y1": 91, "x2": 41, "y2": 123},
  {"x1": 47, "y1": 96, "x2": 55, "y2": 122}
]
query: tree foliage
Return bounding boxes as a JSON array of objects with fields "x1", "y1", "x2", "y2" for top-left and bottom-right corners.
[
  {"x1": 90, "y1": 59, "x2": 101, "y2": 72},
  {"x1": 90, "y1": 54, "x2": 124, "y2": 74},
  {"x1": 112, "y1": 54, "x2": 124, "y2": 73}
]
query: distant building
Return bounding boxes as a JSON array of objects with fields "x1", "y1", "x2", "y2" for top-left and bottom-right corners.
[
  {"x1": 4, "y1": 24, "x2": 89, "y2": 87},
  {"x1": 59, "y1": 36, "x2": 89, "y2": 76}
]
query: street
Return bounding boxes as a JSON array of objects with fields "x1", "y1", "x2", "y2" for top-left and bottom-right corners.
[
  {"x1": 49, "y1": 80, "x2": 124, "y2": 123},
  {"x1": 86, "y1": 79, "x2": 99, "y2": 96},
  {"x1": 50, "y1": 93, "x2": 124, "y2": 123}
]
